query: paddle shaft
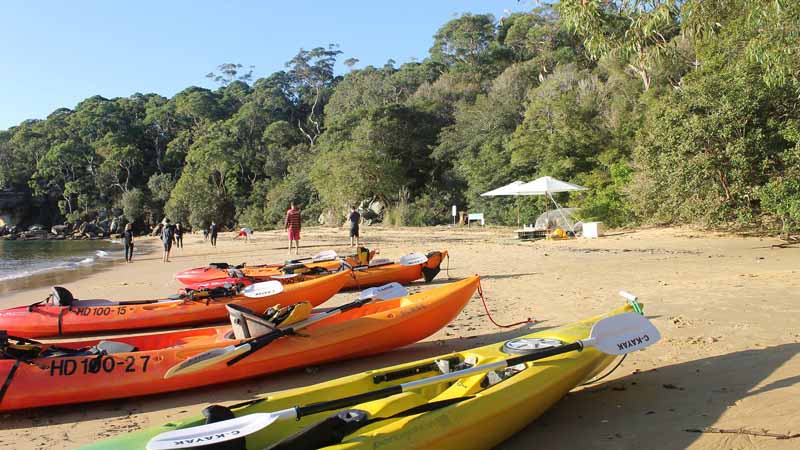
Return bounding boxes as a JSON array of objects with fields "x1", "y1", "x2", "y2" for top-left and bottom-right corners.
[{"x1": 293, "y1": 341, "x2": 584, "y2": 419}]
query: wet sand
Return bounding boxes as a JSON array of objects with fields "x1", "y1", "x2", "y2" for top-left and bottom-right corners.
[{"x1": 0, "y1": 226, "x2": 798, "y2": 449}]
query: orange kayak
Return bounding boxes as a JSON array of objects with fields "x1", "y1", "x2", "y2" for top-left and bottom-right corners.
[
  {"x1": 175, "y1": 249, "x2": 377, "y2": 286},
  {"x1": 180, "y1": 250, "x2": 450, "y2": 292},
  {"x1": 342, "y1": 250, "x2": 448, "y2": 289},
  {"x1": 0, "y1": 271, "x2": 350, "y2": 338},
  {"x1": 0, "y1": 276, "x2": 478, "y2": 411}
]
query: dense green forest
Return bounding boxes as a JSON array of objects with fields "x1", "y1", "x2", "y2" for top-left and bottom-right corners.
[{"x1": 2, "y1": 1, "x2": 799, "y2": 232}]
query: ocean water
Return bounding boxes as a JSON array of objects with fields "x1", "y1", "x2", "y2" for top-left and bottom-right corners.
[{"x1": 0, "y1": 239, "x2": 121, "y2": 283}]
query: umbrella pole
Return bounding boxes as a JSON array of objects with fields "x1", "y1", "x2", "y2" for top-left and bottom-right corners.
[
  {"x1": 545, "y1": 194, "x2": 549, "y2": 235},
  {"x1": 548, "y1": 192, "x2": 576, "y2": 235}
]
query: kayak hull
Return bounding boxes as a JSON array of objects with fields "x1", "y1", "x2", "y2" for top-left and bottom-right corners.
[
  {"x1": 80, "y1": 302, "x2": 638, "y2": 450},
  {"x1": 0, "y1": 271, "x2": 349, "y2": 338},
  {"x1": 0, "y1": 276, "x2": 478, "y2": 412}
]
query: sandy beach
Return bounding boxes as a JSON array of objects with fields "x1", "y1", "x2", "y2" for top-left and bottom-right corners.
[{"x1": 0, "y1": 226, "x2": 798, "y2": 450}]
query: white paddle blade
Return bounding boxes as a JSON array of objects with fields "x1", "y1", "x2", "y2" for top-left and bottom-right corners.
[
  {"x1": 146, "y1": 410, "x2": 291, "y2": 450},
  {"x1": 359, "y1": 282, "x2": 408, "y2": 301},
  {"x1": 242, "y1": 280, "x2": 284, "y2": 298},
  {"x1": 399, "y1": 252, "x2": 428, "y2": 266},
  {"x1": 589, "y1": 312, "x2": 661, "y2": 356},
  {"x1": 312, "y1": 250, "x2": 338, "y2": 262},
  {"x1": 618, "y1": 290, "x2": 638, "y2": 302},
  {"x1": 163, "y1": 344, "x2": 250, "y2": 379}
]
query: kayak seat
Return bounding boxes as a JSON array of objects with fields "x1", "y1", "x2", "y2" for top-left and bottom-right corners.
[
  {"x1": 226, "y1": 304, "x2": 278, "y2": 340},
  {"x1": 96, "y1": 340, "x2": 137, "y2": 354},
  {"x1": 51, "y1": 286, "x2": 75, "y2": 306}
]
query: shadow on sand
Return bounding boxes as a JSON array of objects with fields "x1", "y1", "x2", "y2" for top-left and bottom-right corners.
[{"x1": 498, "y1": 343, "x2": 800, "y2": 449}]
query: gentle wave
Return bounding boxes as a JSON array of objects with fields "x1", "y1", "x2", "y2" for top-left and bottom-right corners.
[{"x1": 0, "y1": 240, "x2": 123, "y2": 283}]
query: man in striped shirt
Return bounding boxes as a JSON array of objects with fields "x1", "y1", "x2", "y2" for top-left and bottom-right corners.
[{"x1": 285, "y1": 201, "x2": 302, "y2": 255}]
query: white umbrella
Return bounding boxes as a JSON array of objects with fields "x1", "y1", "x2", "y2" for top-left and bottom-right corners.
[
  {"x1": 515, "y1": 176, "x2": 587, "y2": 195},
  {"x1": 480, "y1": 180, "x2": 526, "y2": 197},
  {"x1": 516, "y1": 176, "x2": 587, "y2": 233},
  {"x1": 480, "y1": 180, "x2": 526, "y2": 224}
]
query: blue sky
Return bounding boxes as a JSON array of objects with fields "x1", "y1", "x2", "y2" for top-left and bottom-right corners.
[{"x1": 1, "y1": 1, "x2": 532, "y2": 130}]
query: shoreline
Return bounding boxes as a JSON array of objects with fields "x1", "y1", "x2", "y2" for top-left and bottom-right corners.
[
  {"x1": 0, "y1": 226, "x2": 797, "y2": 450},
  {"x1": 0, "y1": 240, "x2": 156, "y2": 297}
]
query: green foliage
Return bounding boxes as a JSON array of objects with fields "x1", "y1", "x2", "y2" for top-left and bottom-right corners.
[
  {"x1": 758, "y1": 178, "x2": 800, "y2": 234},
  {"x1": 147, "y1": 173, "x2": 175, "y2": 203},
  {"x1": 309, "y1": 147, "x2": 406, "y2": 217},
  {"x1": 121, "y1": 188, "x2": 145, "y2": 222},
  {"x1": 430, "y1": 14, "x2": 497, "y2": 68},
  {"x1": 575, "y1": 159, "x2": 634, "y2": 227},
  {"x1": 632, "y1": 58, "x2": 790, "y2": 226},
  {"x1": 558, "y1": 0, "x2": 681, "y2": 90}
]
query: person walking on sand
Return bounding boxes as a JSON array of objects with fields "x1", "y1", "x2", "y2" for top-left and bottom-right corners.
[
  {"x1": 174, "y1": 222, "x2": 184, "y2": 249},
  {"x1": 285, "y1": 202, "x2": 302, "y2": 255},
  {"x1": 348, "y1": 206, "x2": 361, "y2": 247},
  {"x1": 209, "y1": 221, "x2": 218, "y2": 247},
  {"x1": 122, "y1": 223, "x2": 134, "y2": 263},
  {"x1": 161, "y1": 219, "x2": 175, "y2": 262}
]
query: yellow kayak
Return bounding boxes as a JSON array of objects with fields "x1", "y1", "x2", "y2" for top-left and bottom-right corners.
[{"x1": 81, "y1": 302, "x2": 649, "y2": 450}]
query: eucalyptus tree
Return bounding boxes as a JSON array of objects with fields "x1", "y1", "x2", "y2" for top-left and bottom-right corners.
[
  {"x1": 558, "y1": 0, "x2": 682, "y2": 90},
  {"x1": 285, "y1": 44, "x2": 342, "y2": 146}
]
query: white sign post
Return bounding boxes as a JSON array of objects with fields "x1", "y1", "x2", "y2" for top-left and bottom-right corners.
[{"x1": 452, "y1": 205, "x2": 457, "y2": 225}]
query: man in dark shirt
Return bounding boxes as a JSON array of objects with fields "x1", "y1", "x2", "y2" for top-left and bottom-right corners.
[
  {"x1": 161, "y1": 219, "x2": 175, "y2": 262},
  {"x1": 122, "y1": 223, "x2": 134, "y2": 263},
  {"x1": 348, "y1": 206, "x2": 361, "y2": 247},
  {"x1": 209, "y1": 222, "x2": 218, "y2": 247},
  {"x1": 174, "y1": 222, "x2": 184, "y2": 248}
]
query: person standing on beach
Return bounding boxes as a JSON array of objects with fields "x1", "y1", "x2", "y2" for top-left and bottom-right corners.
[
  {"x1": 122, "y1": 223, "x2": 134, "y2": 263},
  {"x1": 285, "y1": 202, "x2": 301, "y2": 255},
  {"x1": 161, "y1": 219, "x2": 175, "y2": 262},
  {"x1": 348, "y1": 206, "x2": 361, "y2": 247},
  {"x1": 174, "y1": 222, "x2": 184, "y2": 248},
  {"x1": 209, "y1": 221, "x2": 218, "y2": 247}
]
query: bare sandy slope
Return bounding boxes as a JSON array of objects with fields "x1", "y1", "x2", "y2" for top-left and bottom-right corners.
[{"x1": 0, "y1": 226, "x2": 798, "y2": 449}]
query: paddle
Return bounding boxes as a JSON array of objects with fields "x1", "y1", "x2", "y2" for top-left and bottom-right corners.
[
  {"x1": 398, "y1": 252, "x2": 428, "y2": 266},
  {"x1": 147, "y1": 312, "x2": 660, "y2": 450},
  {"x1": 288, "y1": 250, "x2": 338, "y2": 264},
  {"x1": 162, "y1": 282, "x2": 409, "y2": 379}
]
